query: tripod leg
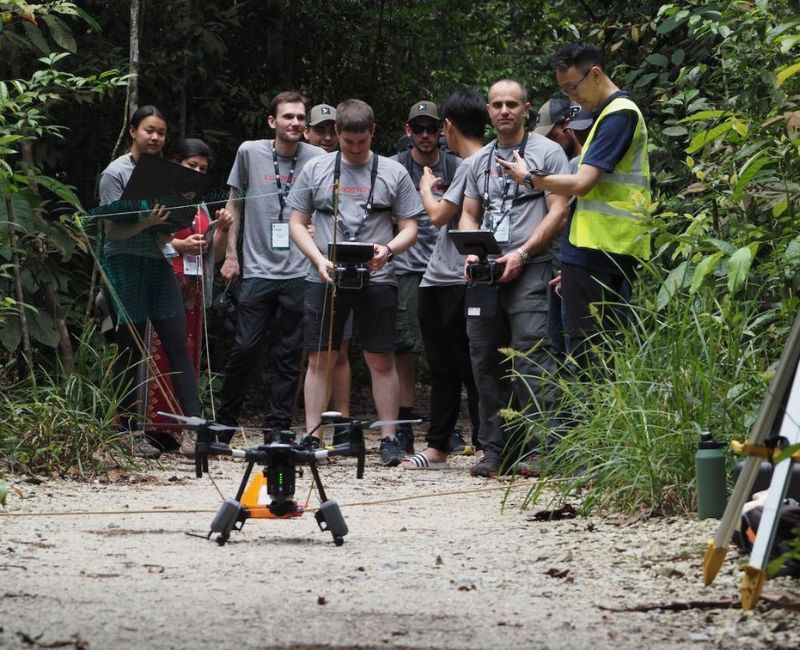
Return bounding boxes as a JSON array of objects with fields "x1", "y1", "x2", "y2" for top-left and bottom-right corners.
[{"x1": 704, "y1": 309, "x2": 800, "y2": 585}]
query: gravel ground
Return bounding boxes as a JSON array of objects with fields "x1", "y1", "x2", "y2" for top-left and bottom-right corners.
[{"x1": 1, "y1": 438, "x2": 799, "y2": 650}]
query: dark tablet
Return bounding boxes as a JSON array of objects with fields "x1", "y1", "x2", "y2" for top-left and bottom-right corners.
[
  {"x1": 119, "y1": 154, "x2": 209, "y2": 230},
  {"x1": 447, "y1": 230, "x2": 502, "y2": 257},
  {"x1": 328, "y1": 241, "x2": 374, "y2": 264}
]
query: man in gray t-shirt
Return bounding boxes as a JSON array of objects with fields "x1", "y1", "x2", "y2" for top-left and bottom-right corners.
[
  {"x1": 459, "y1": 79, "x2": 569, "y2": 478},
  {"x1": 216, "y1": 91, "x2": 325, "y2": 431},
  {"x1": 389, "y1": 100, "x2": 461, "y2": 453},
  {"x1": 288, "y1": 99, "x2": 421, "y2": 467}
]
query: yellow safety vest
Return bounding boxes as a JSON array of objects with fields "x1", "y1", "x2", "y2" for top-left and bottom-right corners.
[{"x1": 570, "y1": 96, "x2": 651, "y2": 260}]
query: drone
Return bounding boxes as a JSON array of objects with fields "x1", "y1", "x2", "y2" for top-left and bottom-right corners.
[{"x1": 156, "y1": 411, "x2": 416, "y2": 546}]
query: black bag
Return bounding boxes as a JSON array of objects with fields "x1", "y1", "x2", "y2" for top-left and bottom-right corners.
[{"x1": 735, "y1": 499, "x2": 800, "y2": 577}]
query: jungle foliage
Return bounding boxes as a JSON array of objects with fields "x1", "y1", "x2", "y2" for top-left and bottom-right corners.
[{"x1": 0, "y1": 1, "x2": 798, "y2": 517}]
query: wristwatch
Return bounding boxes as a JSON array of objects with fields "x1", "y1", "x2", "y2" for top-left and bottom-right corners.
[
  {"x1": 516, "y1": 247, "x2": 529, "y2": 264},
  {"x1": 523, "y1": 171, "x2": 534, "y2": 188},
  {"x1": 385, "y1": 244, "x2": 395, "y2": 262}
]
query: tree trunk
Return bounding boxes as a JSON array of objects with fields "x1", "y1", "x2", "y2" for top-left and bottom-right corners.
[
  {"x1": 47, "y1": 285, "x2": 74, "y2": 375},
  {"x1": 6, "y1": 197, "x2": 36, "y2": 385},
  {"x1": 111, "y1": 0, "x2": 143, "y2": 161}
]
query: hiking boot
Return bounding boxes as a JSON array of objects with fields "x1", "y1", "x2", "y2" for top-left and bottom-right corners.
[
  {"x1": 300, "y1": 435, "x2": 321, "y2": 451},
  {"x1": 470, "y1": 451, "x2": 501, "y2": 477},
  {"x1": 178, "y1": 430, "x2": 196, "y2": 458},
  {"x1": 127, "y1": 434, "x2": 162, "y2": 459},
  {"x1": 446, "y1": 429, "x2": 467, "y2": 455},
  {"x1": 379, "y1": 437, "x2": 405, "y2": 467},
  {"x1": 395, "y1": 425, "x2": 415, "y2": 454}
]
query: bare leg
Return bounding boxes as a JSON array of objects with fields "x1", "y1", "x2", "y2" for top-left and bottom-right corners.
[
  {"x1": 363, "y1": 350, "x2": 399, "y2": 439},
  {"x1": 330, "y1": 338, "x2": 352, "y2": 417},
  {"x1": 305, "y1": 349, "x2": 340, "y2": 438},
  {"x1": 396, "y1": 350, "x2": 416, "y2": 411}
]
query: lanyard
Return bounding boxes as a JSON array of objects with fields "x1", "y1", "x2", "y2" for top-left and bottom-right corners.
[
  {"x1": 332, "y1": 151, "x2": 380, "y2": 241},
  {"x1": 482, "y1": 132, "x2": 528, "y2": 233},
  {"x1": 272, "y1": 143, "x2": 297, "y2": 221}
]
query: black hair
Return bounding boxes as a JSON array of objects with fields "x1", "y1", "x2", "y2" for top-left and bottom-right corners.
[
  {"x1": 551, "y1": 42, "x2": 605, "y2": 72},
  {"x1": 439, "y1": 89, "x2": 488, "y2": 140},
  {"x1": 170, "y1": 138, "x2": 215, "y2": 170},
  {"x1": 128, "y1": 104, "x2": 167, "y2": 129}
]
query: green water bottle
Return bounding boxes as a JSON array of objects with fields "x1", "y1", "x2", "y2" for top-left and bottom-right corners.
[{"x1": 695, "y1": 431, "x2": 727, "y2": 519}]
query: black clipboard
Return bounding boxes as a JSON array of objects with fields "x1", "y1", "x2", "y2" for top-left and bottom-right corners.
[{"x1": 118, "y1": 154, "x2": 209, "y2": 230}]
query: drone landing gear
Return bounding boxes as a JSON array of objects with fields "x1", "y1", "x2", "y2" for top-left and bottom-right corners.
[{"x1": 208, "y1": 458, "x2": 348, "y2": 546}]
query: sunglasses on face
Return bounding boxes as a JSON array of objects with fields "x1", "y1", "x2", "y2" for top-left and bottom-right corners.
[{"x1": 410, "y1": 123, "x2": 440, "y2": 135}]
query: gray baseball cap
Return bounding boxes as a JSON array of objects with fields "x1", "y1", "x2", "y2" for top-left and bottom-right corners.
[
  {"x1": 565, "y1": 104, "x2": 594, "y2": 131},
  {"x1": 407, "y1": 101, "x2": 440, "y2": 122},
  {"x1": 308, "y1": 104, "x2": 336, "y2": 126},
  {"x1": 534, "y1": 97, "x2": 573, "y2": 135}
]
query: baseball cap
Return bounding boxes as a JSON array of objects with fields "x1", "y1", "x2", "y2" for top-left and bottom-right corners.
[
  {"x1": 565, "y1": 104, "x2": 594, "y2": 131},
  {"x1": 534, "y1": 97, "x2": 574, "y2": 135},
  {"x1": 407, "y1": 101, "x2": 440, "y2": 122},
  {"x1": 308, "y1": 104, "x2": 336, "y2": 126}
]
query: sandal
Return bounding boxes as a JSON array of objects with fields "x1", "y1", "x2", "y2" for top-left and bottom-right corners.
[{"x1": 402, "y1": 452, "x2": 449, "y2": 471}]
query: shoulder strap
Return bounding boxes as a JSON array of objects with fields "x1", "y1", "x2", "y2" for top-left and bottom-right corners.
[{"x1": 396, "y1": 148, "x2": 413, "y2": 175}]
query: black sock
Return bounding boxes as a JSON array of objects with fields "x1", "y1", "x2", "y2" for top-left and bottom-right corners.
[{"x1": 399, "y1": 406, "x2": 414, "y2": 421}]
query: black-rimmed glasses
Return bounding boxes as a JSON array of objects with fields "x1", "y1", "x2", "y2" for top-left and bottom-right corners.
[{"x1": 560, "y1": 68, "x2": 592, "y2": 96}]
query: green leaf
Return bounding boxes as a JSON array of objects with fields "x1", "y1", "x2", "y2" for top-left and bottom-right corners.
[
  {"x1": 656, "y1": 260, "x2": 690, "y2": 311},
  {"x1": 39, "y1": 14, "x2": 77, "y2": 54},
  {"x1": 777, "y1": 62, "x2": 800, "y2": 89},
  {"x1": 645, "y1": 53, "x2": 668, "y2": 68},
  {"x1": 662, "y1": 125, "x2": 688, "y2": 137},
  {"x1": 783, "y1": 236, "x2": 800, "y2": 272},
  {"x1": 732, "y1": 155, "x2": 772, "y2": 202},
  {"x1": 671, "y1": 49, "x2": 685, "y2": 66},
  {"x1": 0, "y1": 316, "x2": 21, "y2": 352},
  {"x1": 27, "y1": 308, "x2": 59, "y2": 348},
  {"x1": 773, "y1": 200, "x2": 788, "y2": 217},
  {"x1": 775, "y1": 443, "x2": 800, "y2": 464},
  {"x1": 27, "y1": 175, "x2": 83, "y2": 210},
  {"x1": 689, "y1": 252, "x2": 723, "y2": 293},
  {"x1": 679, "y1": 110, "x2": 732, "y2": 123},
  {"x1": 727, "y1": 246, "x2": 754, "y2": 294},
  {"x1": 22, "y1": 21, "x2": 50, "y2": 55},
  {"x1": 685, "y1": 122, "x2": 734, "y2": 154}
]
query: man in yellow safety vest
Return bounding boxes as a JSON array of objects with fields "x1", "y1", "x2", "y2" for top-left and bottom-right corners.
[{"x1": 498, "y1": 42, "x2": 651, "y2": 369}]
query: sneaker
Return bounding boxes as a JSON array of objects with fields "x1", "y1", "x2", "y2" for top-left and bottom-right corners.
[
  {"x1": 300, "y1": 435, "x2": 321, "y2": 451},
  {"x1": 446, "y1": 429, "x2": 467, "y2": 455},
  {"x1": 178, "y1": 430, "x2": 196, "y2": 458},
  {"x1": 395, "y1": 425, "x2": 415, "y2": 454},
  {"x1": 469, "y1": 451, "x2": 501, "y2": 477},
  {"x1": 379, "y1": 437, "x2": 405, "y2": 467},
  {"x1": 127, "y1": 434, "x2": 162, "y2": 459}
]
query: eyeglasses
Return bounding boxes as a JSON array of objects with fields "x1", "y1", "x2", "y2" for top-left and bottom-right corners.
[
  {"x1": 560, "y1": 68, "x2": 592, "y2": 96},
  {"x1": 410, "y1": 123, "x2": 440, "y2": 135}
]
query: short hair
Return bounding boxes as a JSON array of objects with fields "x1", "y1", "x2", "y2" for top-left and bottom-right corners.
[
  {"x1": 551, "y1": 42, "x2": 605, "y2": 72},
  {"x1": 269, "y1": 91, "x2": 308, "y2": 118},
  {"x1": 336, "y1": 99, "x2": 374, "y2": 133},
  {"x1": 129, "y1": 105, "x2": 167, "y2": 129},
  {"x1": 439, "y1": 90, "x2": 488, "y2": 140},
  {"x1": 488, "y1": 79, "x2": 527, "y2": 104},
  {"x1": 170, "y1": 138, "x2": 215, "y2": 170}
]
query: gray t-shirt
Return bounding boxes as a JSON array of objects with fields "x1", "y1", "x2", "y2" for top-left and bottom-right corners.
[
  {"x1": 227, "y1": 139, "x2": 325, "y2": 279},
  {"x1": 286, "y1": 152, "x2": 423, "y2": 285},
  {"x1": 99, "y1": 153, "x2": 163, "y2": 259},
  {"x1": 464, "y1": 134, "x2": 569, "y2": 261},
  {"x1": 390, "y1": 150, "x2": 459, "y2": 275},
  {"x1": 420, "y1": 158, "x2": 471, "y2": 287}
]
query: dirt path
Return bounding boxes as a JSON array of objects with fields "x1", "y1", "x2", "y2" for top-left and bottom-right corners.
[{"x1": 1, "y1": 443, "x2": 798, "y2": 650}]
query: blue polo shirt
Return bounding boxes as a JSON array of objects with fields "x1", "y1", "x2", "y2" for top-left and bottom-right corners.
[{"x1": 559, "y1": 91, "x2": 639, "y2": 278}]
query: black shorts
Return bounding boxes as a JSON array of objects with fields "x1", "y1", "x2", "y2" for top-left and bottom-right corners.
[{"x1": 304, "y1": 282, "x2": 398, "y2": 353}]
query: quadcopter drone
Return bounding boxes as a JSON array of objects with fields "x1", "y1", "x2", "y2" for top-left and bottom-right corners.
[{"x1": 156, "y1": 411, "x2": 415, "y2": 546}]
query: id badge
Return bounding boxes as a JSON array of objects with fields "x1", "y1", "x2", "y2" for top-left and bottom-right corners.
[
  {"x1": 271, "y1": 221, "x2": 290, "y2": 250},
  {"x1": 183, "y1": 254, "x2": 201, "y2": 275},
  {"x1": 492, "y1": 212, "x2": 510, "y2": 244}
]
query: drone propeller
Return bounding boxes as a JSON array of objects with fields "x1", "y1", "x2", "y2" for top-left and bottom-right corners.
[
  {"x1": 368, "y1": 418, "x2": 423, "y2": 429},
  {"x1": 156, "y1": 412, "x2": 236, "y2": 433}
]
